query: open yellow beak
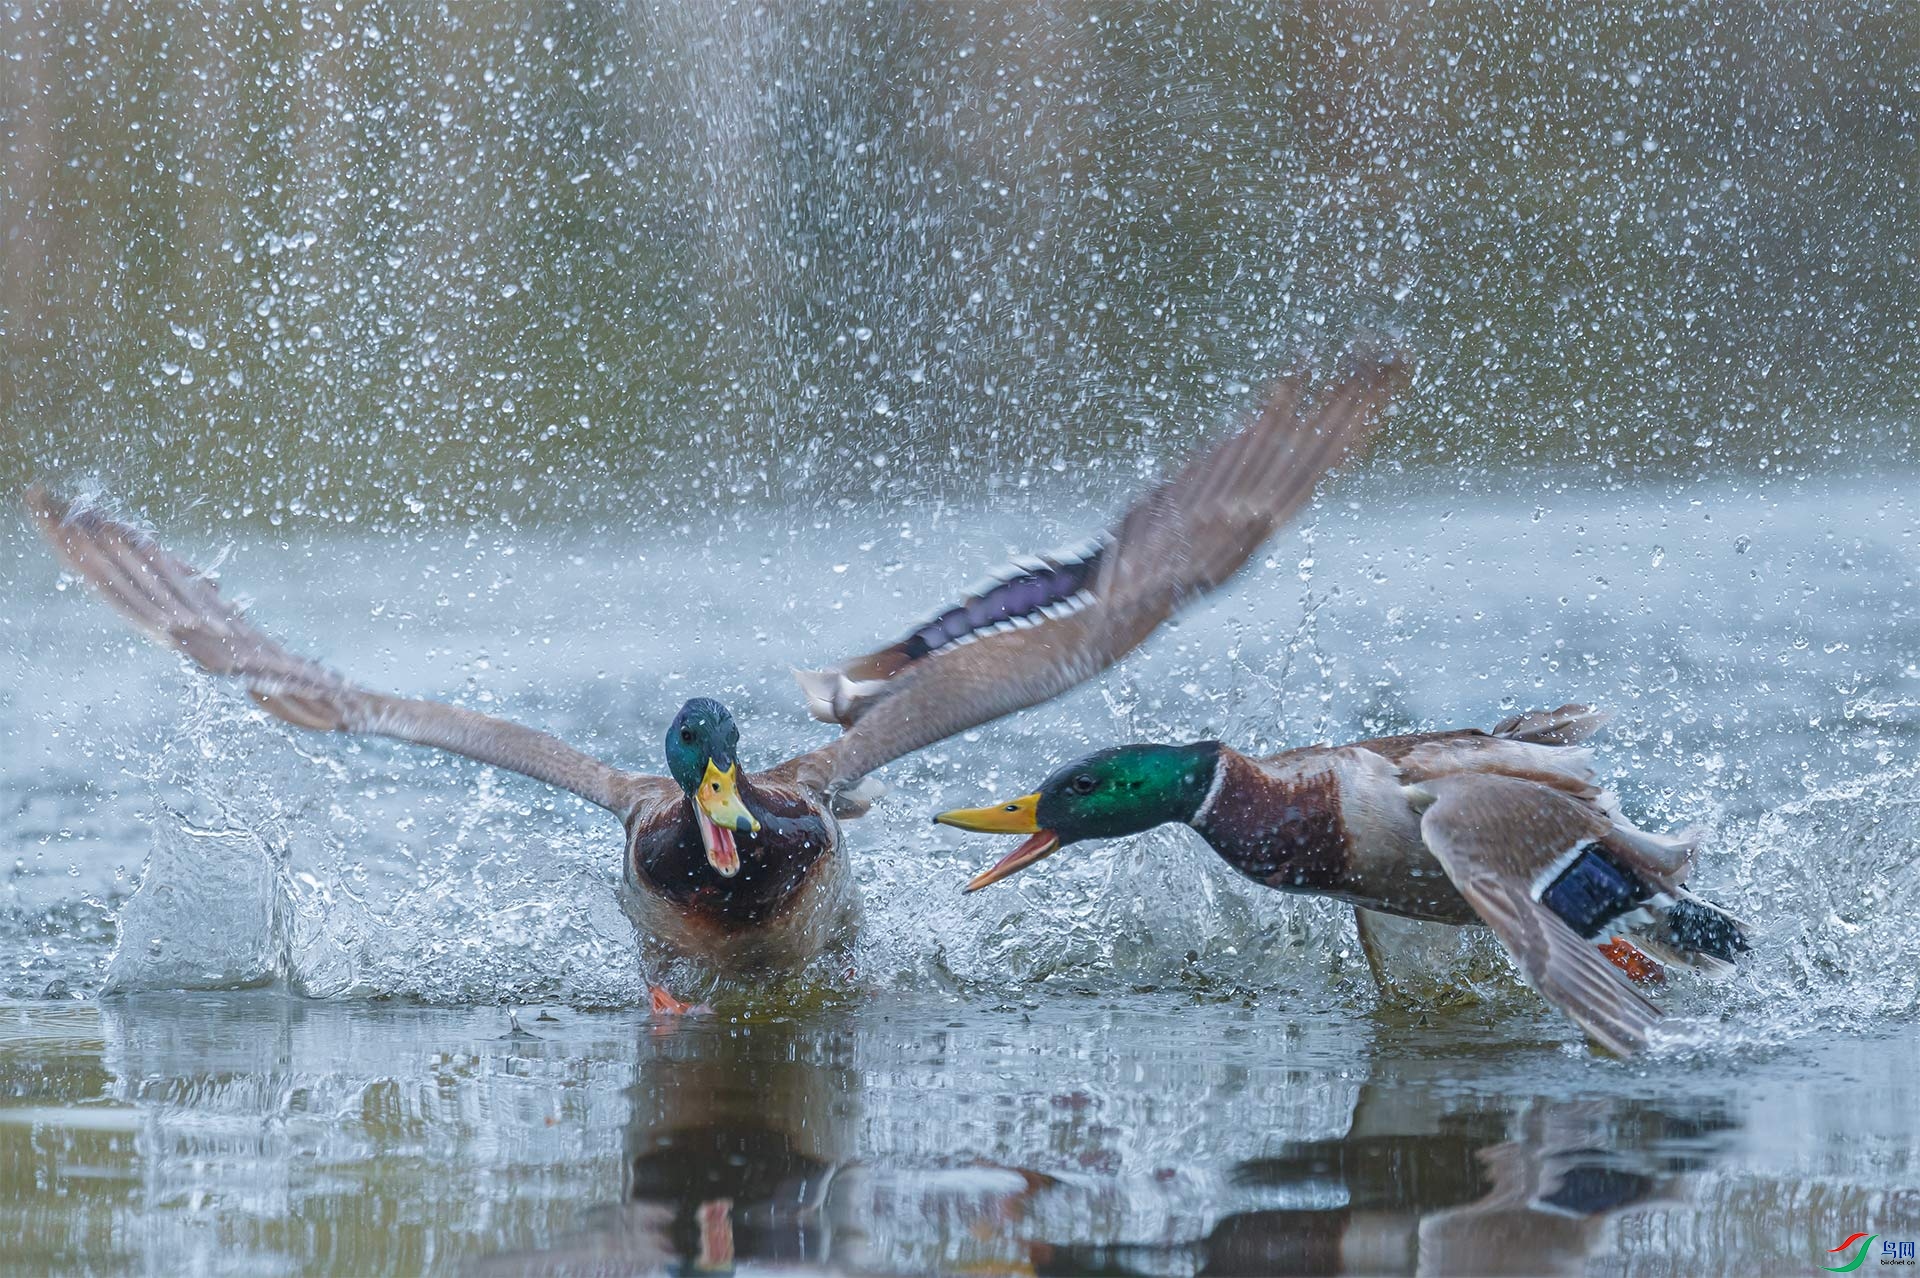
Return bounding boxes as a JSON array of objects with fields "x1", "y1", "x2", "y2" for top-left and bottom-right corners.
[
  {"x1": 936, "y1": 792, "x2": 1041, "y2": 834},
  {"x1": 695, "y1": 760, "x2": 760, "y2": 878},
  {"x1": 933, "y1": 793, "x2": 1062, "y2": 892},
  {"x1": 698, "y1": 760, "x2": 760, "y2": 834}
]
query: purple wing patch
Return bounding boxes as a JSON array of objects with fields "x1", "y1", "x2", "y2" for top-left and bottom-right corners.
[{"x1": 896, "y1": 540, "x2": 1108, "y2": 663}]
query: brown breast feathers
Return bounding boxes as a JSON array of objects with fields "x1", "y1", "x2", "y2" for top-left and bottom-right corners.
[
  {"x1": 628, "y1": 782, "x2": 836, "y2": 931},
  {"x1": 1193, "y1": 752, "x2": 1351, "y2": 893}
]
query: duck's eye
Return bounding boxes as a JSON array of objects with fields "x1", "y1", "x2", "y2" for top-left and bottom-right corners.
[
  {"x1": 1071, "y1": 774, "x2": 1097, "y2": 795},
  {"x1": 680, "y1": 728, "x2": 696, "y2": 744}
]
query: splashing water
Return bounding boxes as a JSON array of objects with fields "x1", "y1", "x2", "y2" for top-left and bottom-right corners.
[{"x1": 14, "y1": 476, "x2": 1903, "y2": 1061}]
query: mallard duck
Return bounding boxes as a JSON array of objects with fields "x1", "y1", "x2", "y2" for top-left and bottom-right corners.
[
  {"x1": 936, "y1": 705, "x2": 1751, "y2": 1055},
  {"x1": 25, "y1": 352, "x2": 1399, "y2": 1008}
]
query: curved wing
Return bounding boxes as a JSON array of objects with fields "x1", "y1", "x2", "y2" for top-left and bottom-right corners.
[
  {"x1": 1416, "y1": 773, "x2": 1663, "y2": 1056},
  {"x1": 777, "y1": 344, "x2": 1405, "y2": 795},
  {"x1": 26, "y1": 489, "x2": 643, "y2": 816}
]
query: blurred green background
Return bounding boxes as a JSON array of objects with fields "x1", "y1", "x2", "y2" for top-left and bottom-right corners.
[{"x1": 2, "y1": 1, "x2": 1915, "y2": 527}]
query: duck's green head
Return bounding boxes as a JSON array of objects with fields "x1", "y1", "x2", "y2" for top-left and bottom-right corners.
[
  {"x1": 665, "y1": 697, "x2": 760, "y2": 878},
  {"x1": 934, "y1": 742, "x2": 1221, "y2": 892}
]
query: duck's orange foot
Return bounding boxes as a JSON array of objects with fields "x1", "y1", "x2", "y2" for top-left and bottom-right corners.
[
  {"x1": 649, "y1": 985, "x2": 712, "y2": 1017},
  {"x1": 695, "y1": 1198, "x2": 735, "y2": 1269},
  {"x1": 1599, "y1": 937, "x2": 1667, "y2": 986}
]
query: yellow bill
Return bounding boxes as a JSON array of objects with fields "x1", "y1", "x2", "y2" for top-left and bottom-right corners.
[
  {"x1": 933, "y1": 793, "x2": 1062, "y2": 892},
  {"x1": 695, "y1": 759, "x2": 761, "y2": 877}
]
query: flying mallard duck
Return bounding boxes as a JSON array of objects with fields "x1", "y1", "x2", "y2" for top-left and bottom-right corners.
[
  {"x1": 25, "y1": 350, "x2": 1398, "y2": 1010},
  {"x1": 936, "y1": 705, "x2": 1751, "y2": 1055}
]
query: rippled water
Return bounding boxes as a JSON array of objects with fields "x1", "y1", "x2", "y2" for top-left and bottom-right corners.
[
  {"x1": 4, "y1": 995, "x2": 1918, "y2": 1275},
  {"x1": 3, "y1": 472, "x2": 1918, "y2": 1272}
]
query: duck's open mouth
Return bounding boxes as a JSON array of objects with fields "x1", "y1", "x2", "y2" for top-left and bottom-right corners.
[
  {"x1": 962, "y1": 829, "x2": 1062, "y2": 892},
  {"x1": 695, "y1": 758, "x2": 759, "y2": 877},
  {"x1": 933, "y1": 793, "x2": 1062, "y2": 892},
  {"x1": 695, "y1": 806, "x2": 742, "y2": 877}
]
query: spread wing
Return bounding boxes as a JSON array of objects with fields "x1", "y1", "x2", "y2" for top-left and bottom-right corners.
[
  {"x1": 776, "y1": 344, "x2": 1405, "y2": 795},
  {"x1": 1416, "y1": 774, "x2": 1663, "y2": 1057},
  {"x1": 25, "y1": 488, "x2": 645, "y2": 817}
]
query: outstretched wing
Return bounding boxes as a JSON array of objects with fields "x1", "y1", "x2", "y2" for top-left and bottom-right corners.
[
  {"x1": 1416, "y1": 773, "x2": 1663, "y2": 1057},
  {"x1": 777, "y1": 344, "x2": 1405, "y2": 796},
  {"x1": 26, "y1": 489, "x2": 643, "y2": 816}
]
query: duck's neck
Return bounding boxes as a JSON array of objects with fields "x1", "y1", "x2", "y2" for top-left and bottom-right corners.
[
  {"x1": 1188, "y1": 747, "x2": 1349, "y2": 889},
  {"x1": 1125, "y1": 740, "x2": 1227, "y2": 832},
  {"x1": 1175, "y1": 741, "x2": 1230, "y2": 828}
]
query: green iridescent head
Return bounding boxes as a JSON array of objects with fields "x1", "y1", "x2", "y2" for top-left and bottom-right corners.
[
  {"x1": 664, "y1": 697, "x2": 740, "y2": 796},
  {"x1": 664, "y1": 697, "x2": 759, "y2": 878},
  {"x1": 934, "y1": 742, "x2": 1222, "y2": 891}
]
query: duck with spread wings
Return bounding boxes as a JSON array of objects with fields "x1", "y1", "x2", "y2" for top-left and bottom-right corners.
[
  {"x1": 26, "y1": 350, "x2": 1400, "y2": 1009},
  {"x1": 936, "y1": 705, "x2": 1752, "y2": 1055}
]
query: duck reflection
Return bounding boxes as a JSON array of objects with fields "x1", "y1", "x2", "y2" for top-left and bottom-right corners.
[
  {"x1": 1030, "y1": 1088, "x2": 1732, "y2": 1277},
  {"x1": 620, "y1": 1017, "x2": 851, "y2": 1270},
  {"x1": 481, "y1": 1013, "x2": 1052, "y2": 1276},
  {"x1": 482, "y1": 1011, "x2": 1737, "y2": 1277},
  {"x1": 466, "y1": 1016, "x2": 851, "y2": 1275}
]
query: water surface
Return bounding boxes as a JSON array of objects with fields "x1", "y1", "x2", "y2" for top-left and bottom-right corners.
[{"x1": 3, "y1": 994, "x2": 1917, "y2": 1275}]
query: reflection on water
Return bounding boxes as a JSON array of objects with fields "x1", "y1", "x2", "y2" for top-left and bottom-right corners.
[
  {"x1": 458, "y1": 1004, "x2": 1920, "y2": 1276},
  {"x1": 1032, "y1": 1098, "x2": 1725, "y2": 1277},
  {"x1": 614, "y1": 1018, "x2": 854, "y2": 1272},
  {"x1": 12, "y1": 993, "x2": 1881, "y2": 1275}
]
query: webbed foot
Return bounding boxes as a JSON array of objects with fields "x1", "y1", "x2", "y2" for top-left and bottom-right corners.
[
  {"x1": 649, "y1": 984, "x2": 712, "y2": 1017},
  {"x1": 1599, "y1": 937, "x2": 1667, "y2": 986}
]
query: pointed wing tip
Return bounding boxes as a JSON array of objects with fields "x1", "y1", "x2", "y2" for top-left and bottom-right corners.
[
  {"x1": 1490, "y1": 702, "x2": 1614, "y2": 745},
  {"x1": 1258, "y1": 338, "x2": 1413, "y2": 459},
  {"x1": 1274, "y1": 337, "x2": 1410, "y2": 470},
  {"x1": 1560, "y1": 950, "x2": 1665, "y2": 1060},
  {"x1": 794, "y1": 662, "x2": 901, "y2": 729},
  {"x1": 1554, "y1": 956, "x2": 1662, "y2": 1059},
  {"x1": 1558, "y1": 702, "x2": 1613, "y2": 728},
  {"x1": 23, "y1": 483, "x2": 69, "y2": 530},
  {"x1": 24, "y1": 487, "x2": 141, "y2": 557},
  {"x1": 1255, "y1": 335, "x2": 1412, "y2": 408},
  {"x1": 23, "y1": 486, "x2": 111, "y2": 571},
  {"x1": 1346, "y1": 334, "x2": 1414, "y2": 380}
]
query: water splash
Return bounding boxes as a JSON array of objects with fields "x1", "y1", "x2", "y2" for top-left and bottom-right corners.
[{"x1": 4, "y1": 478, "x2": 1915, "y2": 1064}]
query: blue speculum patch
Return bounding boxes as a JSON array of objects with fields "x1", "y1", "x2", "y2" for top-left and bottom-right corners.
[
  {"x1": 898, "y1": 544, "x2": 1106, "y2": 661},
  {"x1": 1540, "y1": 845, "x2": 1652, "y2": 938}
]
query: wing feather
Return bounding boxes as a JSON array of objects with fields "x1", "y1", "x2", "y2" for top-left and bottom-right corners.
[
  {"x1": 26, "y1": 488, "x2": 640, "y2": 816},
  {"x1": 1417, "y1": 773, "x2": 1663, "y2": 1056},
  {"x1": 778, "y1": 343, "x2": 1405, "y2": 795}
]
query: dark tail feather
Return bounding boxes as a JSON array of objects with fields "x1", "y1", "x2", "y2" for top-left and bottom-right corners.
[{"x1": 1661, "y1": 897, "x2": 1751, "y2": 965}]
